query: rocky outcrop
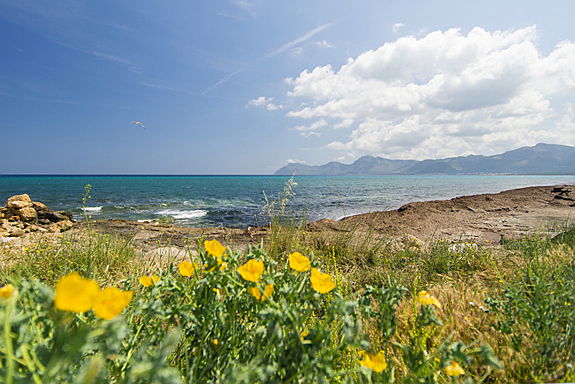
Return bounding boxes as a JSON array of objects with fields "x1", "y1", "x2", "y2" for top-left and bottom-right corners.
[{"x1": 0, "y1": 194, "x2": 74, "y2": 238}]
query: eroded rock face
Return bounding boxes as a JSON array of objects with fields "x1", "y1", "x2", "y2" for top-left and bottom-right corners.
[{"x1": 0, "y1": 194, "x2": 74, "y2": 237}]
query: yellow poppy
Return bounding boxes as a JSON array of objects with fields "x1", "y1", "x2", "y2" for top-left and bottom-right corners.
[
  {"x1": 54, "y1": 272, "x2": 100, "y2": 313},
  {"x1": 237, "y1": 259, "x2": 264, "y2": 282},
  {"x1": 417, "y1": 291, "x2": 441, "y2": 308},
  {"x1": 179, "y1": 261, "x2": 198, "y2": 277},
  {"x1": 0, "y1": 284, "x2": 16, "y2": 299},
  {"x1": 248, "y1": 284, "x2": 274, "y2": 301},
  {"x1": 204, "y1": 239, "x2": 225, "y2": 258},
  {"x1": 139, "y1": 276, "x2": 154, "y2": 287},
  {"x1": 93, "y1": 287, "x2": 133, "y2": 320},
  {"x1": 288, "y1": 252, "x2": 311, "y2": 272},
  {"x1": 444, "y1": 361, "x2": 465, "y2": 376},
  {"x1": 151, "y1": 275, "x2": 160, "y2": 284},
  {"x1": 360, "y1": 351, "x2": 387, "y2": 372},
  {"x1": 310, "y1": 268, "x2": 336, "y2": 294}
]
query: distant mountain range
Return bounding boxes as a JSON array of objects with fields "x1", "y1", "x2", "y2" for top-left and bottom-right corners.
[{"x1": 274, "y1": 143, "x2": 575, "y2": 175}]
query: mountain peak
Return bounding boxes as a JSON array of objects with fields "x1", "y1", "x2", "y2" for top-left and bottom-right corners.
[{"x1": 274, "y1": 143, "x2": 575, "y2": 175}]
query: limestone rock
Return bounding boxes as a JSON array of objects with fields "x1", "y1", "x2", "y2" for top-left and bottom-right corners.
[
  {"x1": 7, "y1": 200, "x2": 31, "y2": 210},
  {"x1": 15, "y1": 207, "x2": 38, "y2": 222},
  {"x1": 32, "y1": 201, "x2": 49, "y2": 213},
  {"x1": 7, "y1": 194, "x2": 31, "y2": 205}
]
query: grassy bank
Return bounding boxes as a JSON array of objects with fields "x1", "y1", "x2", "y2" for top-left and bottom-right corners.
[{"x1": 0, "y1": 221, "x2": 574, "y2": 383}]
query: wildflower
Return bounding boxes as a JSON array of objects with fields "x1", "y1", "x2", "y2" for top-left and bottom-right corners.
[
  {"x1": 213, "y1": 288, "x2": 221, "y2": 294},
  {"x1": 248, "y1": 284, "x2": 274, "y2": 301},
  {"x1": 300, "y1": 330, "x2": 309, "y2": 341},
  {"x1": 139, "y1": 275, "x2": 159, "y2": 287},
  {"x1": 179, "y1": 261, "x2": 198, "y2": 277},
  {"x1": 55, "y1": 272, "x2": 100, "y2": 313},
  {"x1": 211, "y1": 339, "x2": 219, "y2": 346},
  {"x1": 237, "y1": 259, "x2": 264, "y2": 282},
  {"x1": 93, "y1": 287, "x2": 133, "y2": 320},
  {"x1": 417, "y1": 291, "x2": 441, "y2": 308},
  {"x1": 0, "y1": 284, "x2": 16, "y2": 299},
  {"x1": 360, "y1": 351, "x2": 387, "y2": 372},
  {"x1": 204, "y1": 239, "x2": 225, "y2": 258},
  {"x1": 310, "y1": 268, "x2": 335, "y2": 294},
  {"x1": 289, "y1": 251, "x2": 311, "y2": 272},
  {"x1": 444, "y1": 361, "x2": 465, "y2": 376}
]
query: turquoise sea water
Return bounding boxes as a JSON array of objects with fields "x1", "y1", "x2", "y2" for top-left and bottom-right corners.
[{"x1": 1, "y1": 175, "x2": 574, "y2": 228}]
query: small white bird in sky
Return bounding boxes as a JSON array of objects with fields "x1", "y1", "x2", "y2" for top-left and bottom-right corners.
[{"x1": 131, "y1": 121, "x2": 145, "y2": 129}]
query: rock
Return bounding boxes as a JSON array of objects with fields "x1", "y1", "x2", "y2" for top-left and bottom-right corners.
[
  {"x1": 41, "y1": 211, "x2": 74, "y2": 222},
  {"x1": 32, "y1": 201, "x2": 49, "y2": 213},
  {"x1": 49, "y1": 220, "x2": 74, "y2": 232},
  {"x1": 7, "y1": 200, "x2": 31, "y2": 210},
  {"x1": 6, "y1": 194, "x2": 31, "y2": 205},
  {"x1": 9, "y1": 228, "x2": 25, "y2": 237},
  {"x1": 15, "y1": 207, "x2": 38, "y2": 222}
]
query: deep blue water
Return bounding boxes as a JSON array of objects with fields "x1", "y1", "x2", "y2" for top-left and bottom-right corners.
[{"x1": 1, "y1": 175, "x2": 574, "y2": 228}]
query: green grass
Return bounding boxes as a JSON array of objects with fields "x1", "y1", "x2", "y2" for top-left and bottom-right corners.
[{"x1": 1, "y1": 221, "x2": 574, "y2": 383}]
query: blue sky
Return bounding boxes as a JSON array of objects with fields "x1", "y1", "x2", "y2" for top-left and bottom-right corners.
[{"x1": 1, "y1": 0, "x2": 575, "y2": 174}]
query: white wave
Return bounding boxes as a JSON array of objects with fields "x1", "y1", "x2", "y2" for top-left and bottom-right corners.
[
  {"x1": 156, "y1": 209, "x2": 208, "y2": 219},
  {"x1": 82, "y1": 206, "x2": 103, "y2": 212}
]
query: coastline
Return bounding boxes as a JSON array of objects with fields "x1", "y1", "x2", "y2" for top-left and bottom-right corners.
[{"x1": 3, "y1": 184, "x2": 574, "y2": 257}]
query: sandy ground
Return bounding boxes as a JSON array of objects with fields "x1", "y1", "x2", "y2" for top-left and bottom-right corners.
[{"x1": 3, "y1": 184, "x2": 574, "y2": 260}]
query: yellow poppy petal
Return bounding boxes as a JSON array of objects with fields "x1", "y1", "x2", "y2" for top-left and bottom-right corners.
[
  {"x1": 93, "y1": 287, "x2": 133, "y2": 320},
  {"x1": 54, "y1": 272, "x2": 100, "y2": 313}
]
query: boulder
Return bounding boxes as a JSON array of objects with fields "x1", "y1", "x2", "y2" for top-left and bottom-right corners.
[
  {"x1": 15, "y1": 207, "x2": 38, "y2": 222},
  {"x1": 32, "y1": 201, "x2": 50, "y2": 213},
  {"x1": 6, "y1": 194, "x2": 31, "y2": 205},
  {"x1": 7, "y1": 200, "x2": 32, "y2": 210}
]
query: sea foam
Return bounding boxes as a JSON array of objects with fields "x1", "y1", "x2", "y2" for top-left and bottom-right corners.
[
  {"x1": 156, "y1": 209, "x2": 208, "y2": 219},
  {"x1": 82, "y1": 206, "x2": 103, "y2": 212}
]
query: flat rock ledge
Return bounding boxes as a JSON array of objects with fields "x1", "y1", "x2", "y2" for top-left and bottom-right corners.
[{"x1": 0, "y1": 194, "x2": 74, "y2": 238}]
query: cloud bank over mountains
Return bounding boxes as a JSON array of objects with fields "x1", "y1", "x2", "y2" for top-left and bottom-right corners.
[{"x1": 270, "y1": 26, "x2": 575, "y2": 160}]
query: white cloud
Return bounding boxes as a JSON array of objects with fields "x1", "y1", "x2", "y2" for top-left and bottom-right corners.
[
  {"x1": 294, "y1": 119, "x2": 327, "y2": 137},
  {"x1": 392, "y1": 23, "x2": 405, "y2": 33},
  {"x1": 316, "y1": 40, "x2": 334, "y2": 48},
  {"x1": 267, "y1": 22, "x2": 334, "y2": 57},
  {"x1": 287, "y1": 158, "x2": 306, "y2": 164},
  {"x1": 281, "y1": 26, "x2": 575, "y2": 159},
  {"x1": 248, "y1": 96, "x2": 283, "y2": 111}
]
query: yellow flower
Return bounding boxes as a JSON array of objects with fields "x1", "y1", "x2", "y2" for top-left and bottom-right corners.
[
  {"x1": 444, "y1": 361, "x2": 465, "y2": 376},
  {"x1": 310, "y1": 268, "x2": 336, "y2": 294},
  {"x1": 179, "y1": 261, "x2": 198, "y2": 277},
  {"x1": 289, "y1": 252, "x2": 311, "y2": 272},
  {"x1": 0, "y1": 284, "x2": 16, "y2": 299},
  {"x1": 55, "y1": 272, "x2": 100, "y2": 313},
  {"x1": 211, "y1": 339, "x2": 219, "y2": 346},
  {"x1": 204, "y1": 239, "x2": 225, "y2": 258},
  {"x1": 300, "y1": 330, "x2": 309, "y2": 341},
  {"x1": 139, "y1": 276, "x2": 155, "y2": 287},
  {"x1": 360, "y1": 351, "x2": 387, "y2": 373},
  {"x1": 237, "y1": 259, "x2": 264, "y2": 282},
  {"x1": 93, "y1": 287, "x2": 133, "y2": 320},
  {"x1": 248, "y1": 284, "x2": 274, "y2": 301},
  {"x1": 213, "y1": 288, "x2": 221, "y2": 294},
  {"x1": 417, "y1": 291, "x2": 441, "y2": 308}
]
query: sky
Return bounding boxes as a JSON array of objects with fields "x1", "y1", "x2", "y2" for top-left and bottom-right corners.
[{"x1": 1, "y1": 0, "x2": 575, "y2": 174}]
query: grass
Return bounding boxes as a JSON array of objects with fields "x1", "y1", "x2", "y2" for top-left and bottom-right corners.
[{"x1": 0, "y1": 216, "x2": 574, "y2": 382}]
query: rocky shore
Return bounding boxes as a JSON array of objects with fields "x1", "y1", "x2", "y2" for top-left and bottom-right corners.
[
  {"x1": 0, "y1": 194, "x2": 74, "y2": 238},
  {"x1": 2, "y1": 185, "x2": 574, "y2": 256}
]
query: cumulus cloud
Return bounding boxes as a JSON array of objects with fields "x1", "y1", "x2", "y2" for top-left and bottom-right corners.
[
  {"x1": 248, "y1": 96, "x2": 283, "y2": 111},
  {"x1": 282, "y1": 26, "x2": 575, "y2": 159}
]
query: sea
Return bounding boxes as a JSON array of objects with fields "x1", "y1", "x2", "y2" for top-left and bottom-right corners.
[{"x1": 1, "y1": 175, "x2": 574, "y2": 228}]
